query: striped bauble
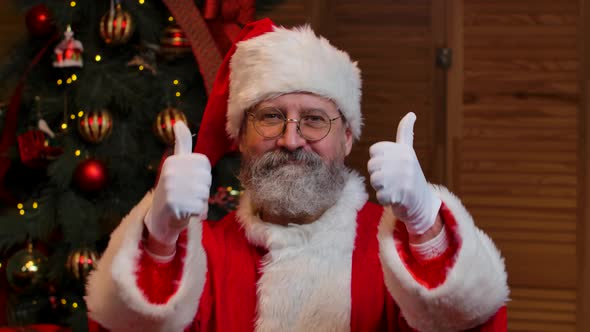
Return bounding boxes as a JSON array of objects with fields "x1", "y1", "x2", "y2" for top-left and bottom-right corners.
[
  {"x1": 78, "y1": 109, "x2": 113, "y2": 144},
  {"x1": 160, "y1": 23, "x2": 192, "y2": 57},
  {"x1": 66, "y1": 247, "x2": 98, "y2": 281},
  {"x1": 154, "y1": 107, "x2": 188, "y2": 145},
  {"x1": 99, "y1": 3, "x2": 134, "y2": 45}
]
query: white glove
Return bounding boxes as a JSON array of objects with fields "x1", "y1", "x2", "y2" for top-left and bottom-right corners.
[
  {"x1": 367, "y1": 112, "x2": 441, "y2": 235},
  {"x1": 144, "y1": 122, "x2": 212, "y2": 245}
]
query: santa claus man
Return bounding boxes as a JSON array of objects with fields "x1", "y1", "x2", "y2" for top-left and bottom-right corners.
[{"x1": 86, "y1": 18, "x2": 509, "y2": 331}]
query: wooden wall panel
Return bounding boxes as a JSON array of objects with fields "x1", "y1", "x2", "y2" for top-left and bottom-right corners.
[
  {"x1": 255, "y1": 0, "x2": 312, "y2": 27},
  {"x1": 455, "y1": 0, "x2": 581, "y2": 330},
  {"x1": 323, "y1": 0, "x2": 443, "y2": 188}
]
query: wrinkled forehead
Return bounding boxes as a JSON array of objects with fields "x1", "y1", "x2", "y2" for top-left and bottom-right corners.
[{"x1": 252, "y1": 92, "x2": 340, "y2": 115}]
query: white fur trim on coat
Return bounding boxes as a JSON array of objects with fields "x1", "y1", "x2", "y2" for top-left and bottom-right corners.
[
  {"x1": 378, "y1": 185, "x2": 509, "y2": 332},
  {"x1": 85, "y1": 191, "x2": 207, "y2": 332},
  {"x1": 227, "y1": 25, "x2": 362, "y2": 140},
  {"x1": 237, "y1": 172, "x2": 368, "y2": 332}
]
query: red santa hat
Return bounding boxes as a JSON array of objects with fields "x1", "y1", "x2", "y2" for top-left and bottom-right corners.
[{"x1": 195, "y1": 18, "x2": 362, "y2": 167}]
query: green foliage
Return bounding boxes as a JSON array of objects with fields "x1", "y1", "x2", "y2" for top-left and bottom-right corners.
[{"x1": 0, "y1": 0, "x2": 209, "y2": 327}]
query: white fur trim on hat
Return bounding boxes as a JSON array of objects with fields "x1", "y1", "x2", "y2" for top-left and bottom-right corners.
[{"x1": 227, "y1": 25, "x2": 363, "y2": 140}]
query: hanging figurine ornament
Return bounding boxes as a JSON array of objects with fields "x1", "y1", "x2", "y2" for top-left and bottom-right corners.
[
  {"x1": 78, "y1": 109, "x2": 113, "y2": 144},
  {"x1": 53, "y1": 25, "x2": 84, "y2": 68},
  {"x1": 153, "y1": 107, "x2": 188, "y2": 145},
  {"x1": 17, "y1": 129, "x2": 63, "y2": 169},
  {"x1": 17, "y1": 97, "x2": 63, "y2": 168},
  {"x1": 100, "y1": 0, "x2": 135, "y2": 46}
]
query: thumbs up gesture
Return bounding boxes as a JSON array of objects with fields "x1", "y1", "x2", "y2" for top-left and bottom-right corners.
[
  {"x1": 367, "y1": 112, "x2": 441, "y2": 235},
  {"x1": 144, "y1": 122, "x2": 212, "y2": 245}
]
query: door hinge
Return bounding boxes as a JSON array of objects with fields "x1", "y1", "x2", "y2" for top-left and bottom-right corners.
[{"x1": 436, "y1": 47, "x2": 452, "y2": 70}]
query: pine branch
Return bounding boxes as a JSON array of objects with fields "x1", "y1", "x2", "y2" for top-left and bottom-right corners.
[
  {"x1": 0, "y1": 212, "x2": 29, "y2": 253},
  {"x1": 57, "y1": 191, "x2": 99, "y2": 245}
]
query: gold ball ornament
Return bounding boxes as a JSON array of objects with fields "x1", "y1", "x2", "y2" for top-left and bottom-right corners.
[
  {"x1": 153, "y1": 107, "x2": 188, "y2": 145},
  {"x1": 78, "y1": 109, "x2": 113, "y2": 144},
  {"x1": 66, "y1": 247, "x2": 98, "y2": 281},
  {"x1": 99, "y1": 3, "x2": 134, "y2": 45},
  {"x1": 6, "y1": 244, "x2": 47, "y2": 292}
]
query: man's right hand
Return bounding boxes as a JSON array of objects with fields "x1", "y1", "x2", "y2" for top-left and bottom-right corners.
[{"x1": 144, "y1": 121, "x2": 212, "y2": 247}]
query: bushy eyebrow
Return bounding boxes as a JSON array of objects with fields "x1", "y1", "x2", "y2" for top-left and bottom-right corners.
[{"x1": 253, "y1": 106, "x2": 330, "y2": 115}]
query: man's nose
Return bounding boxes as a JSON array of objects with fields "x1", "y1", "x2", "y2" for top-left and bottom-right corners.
[{"x1": 276, "y1": 120, "x2": 307, "y2": 151}]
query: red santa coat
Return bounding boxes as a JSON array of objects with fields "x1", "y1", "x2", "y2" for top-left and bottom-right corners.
[{"x1": 86, "y1": 174, "x2": 508, "y2": 331}]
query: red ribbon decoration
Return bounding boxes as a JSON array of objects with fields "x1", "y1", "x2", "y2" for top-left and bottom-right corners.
[
  {"x1": 161, "y1": 0, "x2": 223, "y2": 95},
  {"x1": 203, "y1": 0, "x2": 219, "y2": 19}
]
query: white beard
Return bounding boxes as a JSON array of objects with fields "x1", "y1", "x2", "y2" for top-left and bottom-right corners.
[{"x1": 239, "y1": 149, "x2": 348, "y2": 221}]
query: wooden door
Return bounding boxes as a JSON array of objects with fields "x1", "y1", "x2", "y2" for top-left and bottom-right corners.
[{"x1": 448, "y1": 1, "x2": 582, "y2": 331}]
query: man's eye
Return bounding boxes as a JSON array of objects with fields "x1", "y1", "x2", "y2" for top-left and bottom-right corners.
[
  {"x1": 304, "y1": 115, "x2": 325, "y2": 122},
  {"x1": 262, "y1": 113, "x2": 281, "y2": 120},
  {"x1": 257, "y1": 111, "x2": 284, "y2": 124}
]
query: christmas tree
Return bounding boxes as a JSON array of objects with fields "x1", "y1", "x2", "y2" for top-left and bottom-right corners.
[{"x1": 0, "y1": 0, "x2": 256, "y2": 329}]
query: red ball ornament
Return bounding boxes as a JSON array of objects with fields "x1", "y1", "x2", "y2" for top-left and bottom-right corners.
[
  {"x1": 73, "y1": 158, "x2": 108, "y2": 193},
  {"x1": 25, "y1": 4, "x2": 55, "y2": 38}
]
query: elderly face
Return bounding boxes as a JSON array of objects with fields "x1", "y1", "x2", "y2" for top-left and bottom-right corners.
[
  {"x1": 237, "y1": 93, "x2": 354, "y2": 222},
  {"x1": 238, "y1": 93, "x2": 353, "y2": 163}
]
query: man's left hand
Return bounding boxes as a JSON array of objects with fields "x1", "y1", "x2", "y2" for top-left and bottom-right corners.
[{"x1": 367, "y1": 112, "x2": 442, "y2": 236}]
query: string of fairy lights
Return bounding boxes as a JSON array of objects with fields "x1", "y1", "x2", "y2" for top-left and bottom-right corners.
[{"x1": 16, "y1": 0, "x2": 183, "y2": 215}]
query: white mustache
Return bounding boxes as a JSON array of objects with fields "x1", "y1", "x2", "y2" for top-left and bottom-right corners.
[{"x1": 258, "y1": 149, "x2": 322, "y2": 169}]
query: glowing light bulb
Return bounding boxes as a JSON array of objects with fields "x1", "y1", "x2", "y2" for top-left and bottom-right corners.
[{"x1": 95, "y1": 55, "x2": 102, "y2": 62}]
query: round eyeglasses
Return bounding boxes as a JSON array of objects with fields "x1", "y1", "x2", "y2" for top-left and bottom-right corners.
[{"x1": 247, "y1": 107, "x2": 342, "y2": 142}]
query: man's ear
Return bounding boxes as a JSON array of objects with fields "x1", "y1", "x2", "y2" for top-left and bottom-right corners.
[
  {"x1": 344, "y1": 126, "x2": 353, "y2": 156},
  {"x1": 238, "y1": 138, "x2": 245, "y2": 153},
  {"x1": 237, "y1": 120, "x2": 248, "y2": 153}
]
